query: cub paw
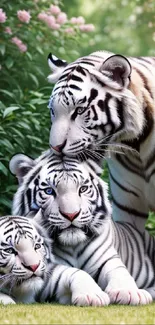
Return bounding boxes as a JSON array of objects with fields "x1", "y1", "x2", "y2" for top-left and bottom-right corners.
[
  {"x1": 108, "y1": 288, "x2": 152, "y2": 305},
  {"x1": 0, "y1": 293, "x2": 16, "y2": 305},
  {"x1": 72, "y1": 291, "x2": 110, "y2": 307}
]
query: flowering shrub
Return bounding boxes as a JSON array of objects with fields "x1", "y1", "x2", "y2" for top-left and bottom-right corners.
[{"x1": 0, "y1": 0, "x2": 95, "y2": 214}]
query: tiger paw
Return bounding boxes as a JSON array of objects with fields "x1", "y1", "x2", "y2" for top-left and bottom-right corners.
[
  {"x1": 108, "y1": 288, "x2": 152, "y2": 305},
  {"x1": 72, "y1": 291, "x2": 110, "y2": 306},
  {"x1": 0, "y1": 293, "x2": 16, "y2": 305}
]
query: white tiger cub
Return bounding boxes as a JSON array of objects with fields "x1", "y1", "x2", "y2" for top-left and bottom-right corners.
[
  {"x1": 0, "y1": 215, "x2": 109, "y2": 306},
  {"x1": 10, "y1": 151, "x2": 153, "y2": 305}
]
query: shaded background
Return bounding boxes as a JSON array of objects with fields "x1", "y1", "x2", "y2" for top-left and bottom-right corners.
[{"x1": 0, "y1": 0, "x2": 155, "y2": 215}]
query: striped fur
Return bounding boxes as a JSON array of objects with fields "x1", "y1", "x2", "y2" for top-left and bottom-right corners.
[
  {"x1": 10, "y1": 152, "x2": 153, "y2": 305},
  {"x1": 0, "y1": 215, "x2": 109, "y2": 306},
  {"x1": 47, "y1": 51, "x2": 155, "y2": 231}
]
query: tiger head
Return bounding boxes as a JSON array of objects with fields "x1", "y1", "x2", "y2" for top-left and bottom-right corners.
[
  {"x1": 10, "y1": 151, "x2": 111, "y2": 246},
  {"x1": 47, "y1": 51, "x2": 145, "y2": 158},
  {"x1": 0, "y1": 215, "x2": 51, "y2": 302}
]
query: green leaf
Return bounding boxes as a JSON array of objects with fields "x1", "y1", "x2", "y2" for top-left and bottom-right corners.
[
  {"x1": 18, "y1": 121, "x2": 31, "y2": 130},
  {"x1": 29, "y1": 73, "x2": 39, "y2": 87},
  {"x1": 26, "y1": 135, "x2": 43, "y2": 143},
  {"x1": 29, "y1": 91, "x2": 43, "y2": 97},
  {"x1": 3, "y1": 106, "x2": 20, "y2": 118},
  {"x1": 0, "y1": 197, "x2": 12, "y2": 209},
  {"x1": 0, "y1": 162, "x2": 8, "y2": 176},
  {"x1": 0, "y1": 44, "x2": 5, "y2": 56},
  {"x1": 5, "y1": 57, "x2": 14, "y2": 69},
  {"x1": 26, "y1": 52, "x2": 32, "y2": 61},
  {"x1": 0, "y1": 139, "x2": 14, "y2": 152},
  {"x1": 0, "y1": 89, "x2": 15, "y2": 99},
  {"x1": 36, "y1": 46, "x2": 44, "y2": 55}
]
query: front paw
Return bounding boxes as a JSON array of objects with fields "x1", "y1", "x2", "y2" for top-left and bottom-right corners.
[
  {"x1": 108, "y1": 288, "x2": 152, "y2": 305},
  {"x1": 72, "y1": 291, "x2": 110, "y2": 307}
]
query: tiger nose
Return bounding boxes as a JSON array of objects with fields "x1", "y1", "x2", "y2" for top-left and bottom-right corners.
[
  {"x1": 59, "y1": 210, "x2": 80, "y2": 221},
  {"x1": 23, "y1": 263, "x2": 40, "y2": 272},
  {"x1": 51, "y1": 140, "x2": 67, "y2": 153},
  {"x1": 30, "y1": 264, "x2": 39, "y2": 272}
]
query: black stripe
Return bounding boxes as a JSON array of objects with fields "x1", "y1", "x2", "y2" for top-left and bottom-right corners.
[
  {"x1": 70, "y1": 75, "x2": 83, "y2": 82},
  {"x1": 109, "y1": 170, "x2": 139, "y2": 197},
  {"x1": 133, "y1": 66, "x2": 154, "y2": 99},
  {"x1": 111, "y1": 194, "x2": 148, "y2": 218}
]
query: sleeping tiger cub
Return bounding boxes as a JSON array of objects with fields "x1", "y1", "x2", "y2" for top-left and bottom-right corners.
[
  {"x1": 0, "y1": 215, "x2": 109, "y2": 306},
  {"x1": 47, "y1": 51, "x2": 155, "y2": 232},
  {"x1": 10, "y1": 151, "x2": 153, "y2": 305}
]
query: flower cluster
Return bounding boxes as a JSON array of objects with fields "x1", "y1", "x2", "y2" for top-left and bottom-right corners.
[
  {"x1": 0, "y1": 4, "x2": 95, "y2": 54},
  {"x1": 17, "y1": 10, "x2": 31, "y2": 24},
  {"x1": 11, "y1": 37, "x2": 27, "y2": 52},
  {"x1": 0, "y1": 8, "x2": 7, "y2": 23},
  {"x1": 38, "y1": 4, "x2": 95, "y2": 33}
]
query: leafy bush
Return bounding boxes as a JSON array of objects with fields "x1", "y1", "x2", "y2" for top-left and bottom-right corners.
[{"x1": 0, "y1": 0, "x2": 95, "y2": 214}]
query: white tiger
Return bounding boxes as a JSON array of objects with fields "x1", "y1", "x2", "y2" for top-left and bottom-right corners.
[
  {"x1": 10, "y1": 151, "x2": 153, "y2": 305},
  {"x1": 0, "y1": 215, "x2": 109, "y2": 306},
  {"x1": 47, "y1": 51, "x2": 155, "y2": 232}
]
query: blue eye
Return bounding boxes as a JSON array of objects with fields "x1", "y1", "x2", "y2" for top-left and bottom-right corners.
[{"x1": 44, "y1": 188, "x2": 53, "y2": 195}]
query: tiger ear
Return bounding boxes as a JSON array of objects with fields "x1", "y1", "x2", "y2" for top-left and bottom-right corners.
[
  {"x1": 100, "y1": 54, "x2": 132, "y2": 88},
  {"x1": 9, "y1": 154, "x2": 35, "y2": 184},
  {"x1": 47, "y1": 53, "x2": 68, "y2": 83}
]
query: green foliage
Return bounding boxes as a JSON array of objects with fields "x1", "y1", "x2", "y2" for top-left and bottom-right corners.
[
  {"x1": 0, "y1": 0, "x2": 94, "y2": 215},
  {"x1": 145, "y1": 211, "x2": 155, "y2": 236}
]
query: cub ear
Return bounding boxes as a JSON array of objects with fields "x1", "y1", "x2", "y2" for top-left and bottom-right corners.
[
  {"x1": 47, "y1": 53, "x2": 68, "y2": 83},
  {"x1": 100, "y1": 54, "x2": 132, "y2": 88},
  {"x1": 9, "y1": 153, "x2": 35, "y2": 184}
]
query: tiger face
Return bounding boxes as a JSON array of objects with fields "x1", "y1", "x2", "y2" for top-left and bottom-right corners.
[
  {"x1": 47, "y1": 52, "x2": 145, "y2": 158},
  {"x1": 0, "y1": 216, "x2": 49, "y2": 300},
  {"x1": 10, "y1": 152, "x2": 111, "y2": 246}
]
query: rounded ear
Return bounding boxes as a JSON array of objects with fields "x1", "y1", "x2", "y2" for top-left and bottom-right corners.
[
  {"x1": 9, "y1": 153, "x2": 35, "y2": 184},
  {"x1": 47, "y1": 53, "x2": 68, "y2": 83},
  {"x1": 100, "y1": 54, "x2": 132, "y2": 88}
]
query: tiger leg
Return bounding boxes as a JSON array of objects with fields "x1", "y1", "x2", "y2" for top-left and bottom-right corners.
[
  {"x1": 100, "y1": 256, "x2": 152, "y2": 305},
  {"x1": 41, "y1": 264, "x2": 110, "y2": 306}
]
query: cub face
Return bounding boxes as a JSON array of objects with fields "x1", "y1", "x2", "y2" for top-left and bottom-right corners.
[{"x1": 10, "y1": 153, "x2": 111, "y2": 246}]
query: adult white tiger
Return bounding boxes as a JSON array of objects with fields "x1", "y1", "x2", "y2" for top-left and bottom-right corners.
[
  {"x1": 47, "y1": 51, "x2": 155, "y2": 231},
  {"x1": 10, "y1": 151, "x2": 153, "y2": 305},
  {"x1": 0, "y1": 215, "x2": 109, "y2": 306}
]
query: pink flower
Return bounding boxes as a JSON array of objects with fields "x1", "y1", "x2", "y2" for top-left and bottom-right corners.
[
  {"x1": 17, "y1": 10, "x2": 31, "y2": 23},
  {"x1": 49, "y1": 5, "x2": 61, "y2": 15},
  {"x1": 11, "y1": 37, "x2": 27, "y2": 52},
  {"x1": 45, "y1": 15, "x2": 56, "y2": 28},
  {"x1": 70, "y1": 17, "x2": 77, "y2": 24},
  {"x1": 50, "y1": 23, "x2": 60, "y2": 30},
  {"x1": 11, "y1": 37, "x2": 22, "y2": 45},
  {"x1": 64, "y1": 27, "x2": 75, "y2": 35},
  {"x1": 5, "y1": 26, "x2": 12, "y2": 34},
  {"x1": 0, "y1": 8, "x2": 7, "y2": 23},
  {"x1": 37, "y1": 12, "x2": 48, "y2": 21},
  {"x1": 76, "y1": 16, "x2": 85, "y2": 25},
  {"x1": 18, "y1": 43, "x2": 27, "y2": 52},
  {"x1": 56, "y1": 12, "x2": 67, "y2": 25},
  {"x1": 79, "y1": 24, "x2": 95, "y2": 32}
]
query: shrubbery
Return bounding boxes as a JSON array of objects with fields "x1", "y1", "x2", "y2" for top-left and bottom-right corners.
[{"x1": 0, "y1": 0, "x2": 95, "y2": 214}]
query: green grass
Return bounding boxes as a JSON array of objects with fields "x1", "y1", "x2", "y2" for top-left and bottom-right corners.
[{"x1": 1, "y1": 303, "x2": 155, "y2": 325}]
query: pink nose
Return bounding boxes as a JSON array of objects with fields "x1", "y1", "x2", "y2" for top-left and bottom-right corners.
[
  {"x1": 51, "y1": 140, "x2": 67, "y2": 153},
  {"x1": 29, "y1": 264, "x2": 39, "y2": 272},
  {"x1": 59, "y1": 210, "x2": 80, "y2": 221}
]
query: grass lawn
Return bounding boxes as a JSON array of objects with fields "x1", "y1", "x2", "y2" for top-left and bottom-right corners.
[{"x1": 0, "y1": 303, "x2": 155, "y2": 325}]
